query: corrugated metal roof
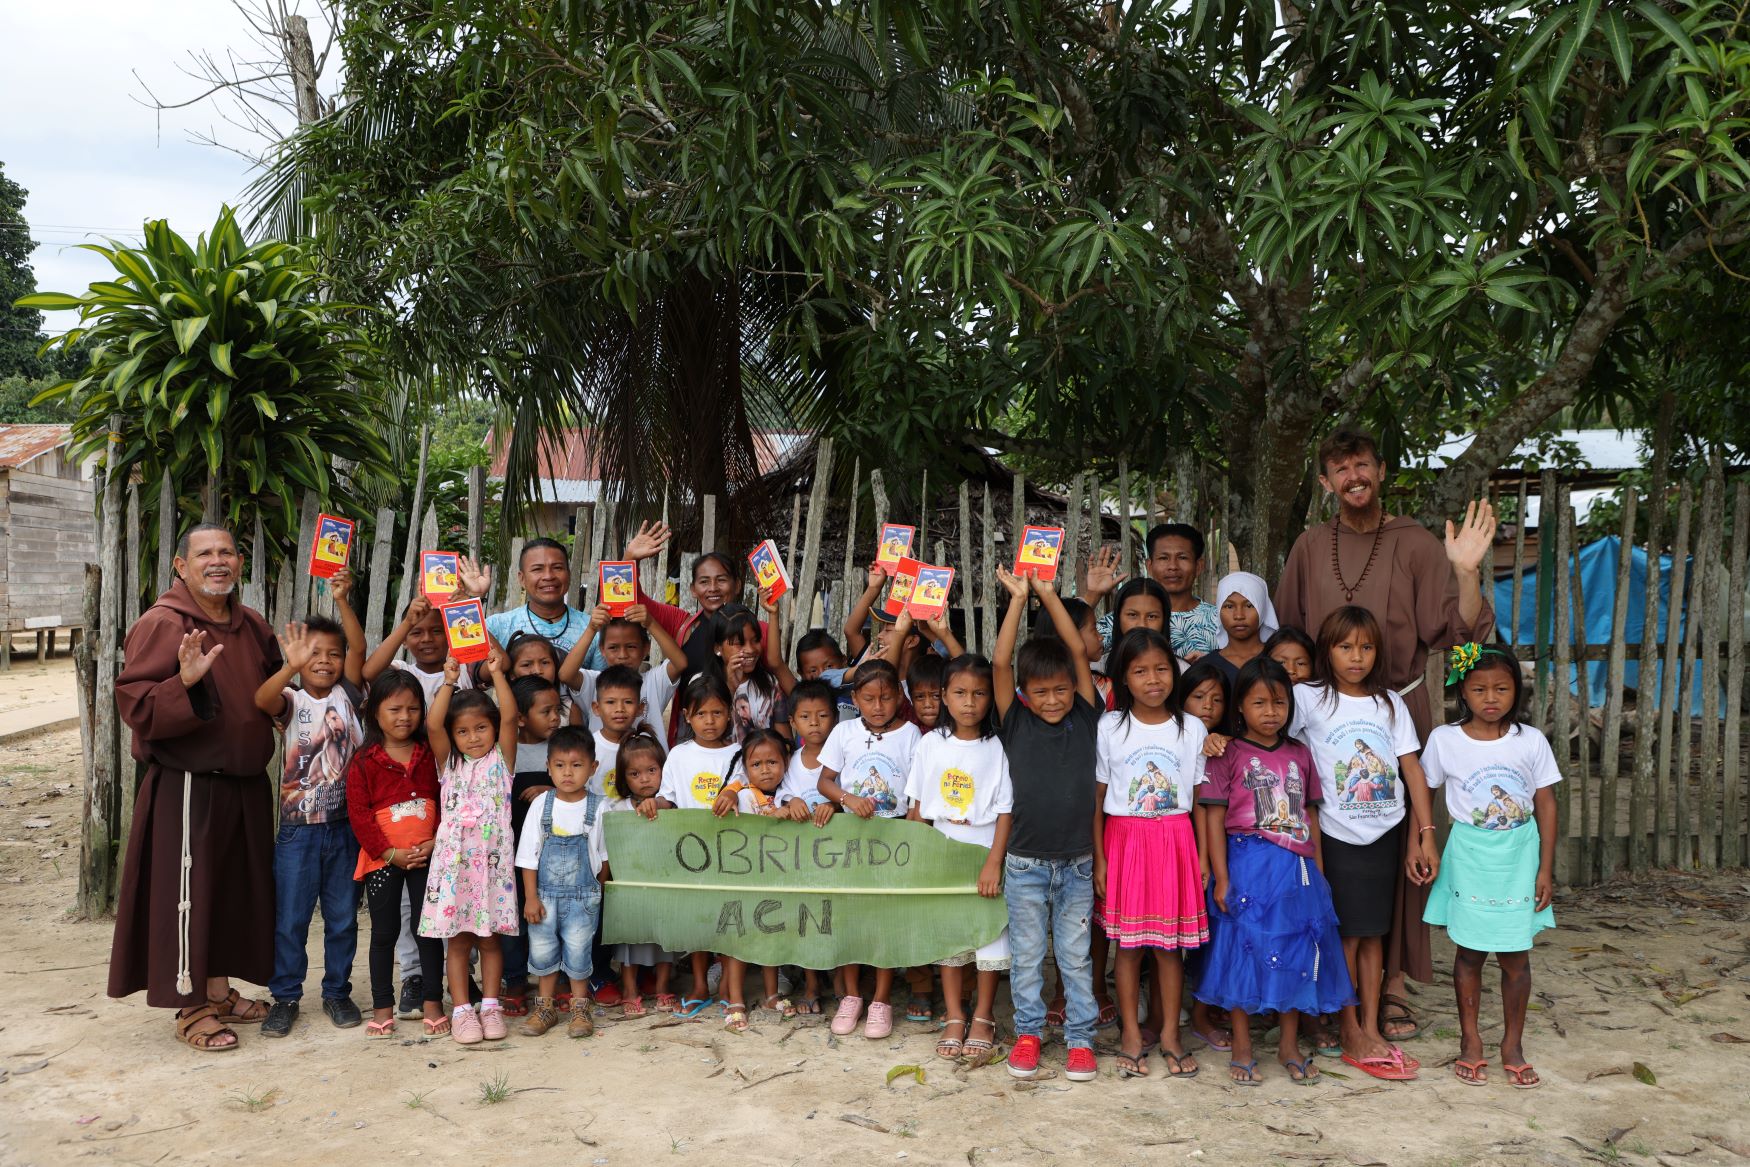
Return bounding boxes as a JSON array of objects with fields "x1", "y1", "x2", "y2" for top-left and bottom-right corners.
[
  {"x1": 1416, "y1": 428, "x2": 1647, "y2": 471},
  {"x1": 0, "y1": 424, "x2": 73, "y2": 471},
  {"x1": 487, "y1": 427, "x2": 808, "y2": 484}
]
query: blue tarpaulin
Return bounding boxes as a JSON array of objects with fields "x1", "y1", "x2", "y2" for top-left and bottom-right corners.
[{"x1": 1493, "y1": 536, "x2": 1724, "y2": 716}]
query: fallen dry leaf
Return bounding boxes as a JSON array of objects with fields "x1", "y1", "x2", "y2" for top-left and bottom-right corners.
[{"x1": 1709, "y1": 1033, "x2": 1748, "y2": 1044}]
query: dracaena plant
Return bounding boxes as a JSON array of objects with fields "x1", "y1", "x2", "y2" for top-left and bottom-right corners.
[{"x1": 19, "y1": 204, "x2": 394, "y2": 564}]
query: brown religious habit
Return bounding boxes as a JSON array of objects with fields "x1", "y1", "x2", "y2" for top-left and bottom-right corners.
[
  {"x1": 107, "y1": 579, "x2": 283, "y2": 1008},
  {"x1": 1275, "y1": 514, "x2": 1493, "y2": 741},
  {"x1": 1275, "y1": 512, "x2": 1495, "y2": 988}
]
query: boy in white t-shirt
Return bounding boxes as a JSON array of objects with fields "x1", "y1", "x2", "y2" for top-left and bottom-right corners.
[
  {"x1": 252, "y1": 574, "x2": 368, "y2": 1037},
  {"x1": 561, "y1": 604, "x2": 686, "y2": 748}
]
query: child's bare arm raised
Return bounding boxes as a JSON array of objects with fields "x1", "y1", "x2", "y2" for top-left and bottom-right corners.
[
  {"x1": 843, "y1": 564, "x2": 886, "y2": 659},
  {"x1": 992, "y1": 568, "x2": 1029, "y2": 720},
  {"x1": 254, "y1": 623, "x2": 313, "y2": 717},
  {"x1": 488, "y1": 655, "x2": 518, "y2": 772},
  {"x1": 921, "y1": 616, "x2": 963, "y2": 659},
  {"x1": 559, "y1": 605, "x2": 609, "y2": 688},
  {"x1": 1030, "y1": 572, "x2": 1097, "y2": 707},
  {"x1": 329, "y1": 570, "x2": 368, "y2": 687},
  {"x1": 428, "y1": 657, "x2": 460, "y2": 768},
  {"x1": 364, "y1": 595, "x2": 429, "y2": 682},
  {"x1": 759, "y1": 589, "x2": 799, "y2": 694},
  {"x1": 632, "y1": 603, "x2": 688, "y2": 681}
]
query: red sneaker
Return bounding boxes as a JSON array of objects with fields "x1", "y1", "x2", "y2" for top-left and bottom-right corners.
[
  {"x1": 1065, "y1": 1046, "x2": 1098, "y2": 1082},
  {"x1": 1007, "y1": 1034, "x2": 1042, "y2": 1079}
]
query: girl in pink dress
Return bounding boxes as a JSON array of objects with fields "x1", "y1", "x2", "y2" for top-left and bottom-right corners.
[{"x1": 421, "y1": 654, "x2": 520, "y2": 1045}]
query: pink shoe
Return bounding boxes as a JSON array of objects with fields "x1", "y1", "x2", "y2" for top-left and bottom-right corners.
[
  {"x1": 830, "y1": 995, "x2": 865, "y2": 1036},
  {"x1": 479, "y1": 1003, "x2": 508, "y2": 1041},
  {"x1": 451, "y1": 1007, "x2": 483, "y2": 1046},
  {"x1": 863, "y1": 1001, "x2": 894, "y2": 1040}
]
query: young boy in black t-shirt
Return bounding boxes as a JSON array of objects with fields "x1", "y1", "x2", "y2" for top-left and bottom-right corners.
[{"x1": 993, "y1": 567, "x2": 1101, "y2": 1083}]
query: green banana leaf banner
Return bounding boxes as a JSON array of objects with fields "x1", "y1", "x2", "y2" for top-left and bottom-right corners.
[{"x1": 603, "y1": 810, "x2": 1007, "y2": 969}]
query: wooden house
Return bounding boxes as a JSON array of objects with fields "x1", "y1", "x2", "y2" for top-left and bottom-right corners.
[{"x1": 0, "y1": 425, "x2": 97, "y2": 667}]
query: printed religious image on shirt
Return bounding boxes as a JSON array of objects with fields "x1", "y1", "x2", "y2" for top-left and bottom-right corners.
[{"x1": 1121, "y1": 747, "x2": 1180, "y2": 816}]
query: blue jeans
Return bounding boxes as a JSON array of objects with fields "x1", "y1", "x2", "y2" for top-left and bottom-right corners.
[
  {"x1": 1006, "y1": 853, "x2": 1098, "y2": 1048},
  {"x1": 270, "y1": 820, "x2": 360, "y2": 1002}
]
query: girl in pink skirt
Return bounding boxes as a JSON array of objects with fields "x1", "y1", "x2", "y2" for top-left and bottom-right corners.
[{"x1": 1093, "y1": 628, "x2": 1210, "y2": 1079}]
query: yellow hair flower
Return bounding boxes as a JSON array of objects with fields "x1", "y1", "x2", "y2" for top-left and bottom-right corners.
[{"x1": 1445, "y1": 642, "x2": 1483, "y2": 686}]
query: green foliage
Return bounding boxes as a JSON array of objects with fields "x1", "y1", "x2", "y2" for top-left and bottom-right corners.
[
  {"x1": 0, "y1": 162, "x2": 50, "y2": 380},
  {"x1": 18, "y1": 206, "x2": 395, "y2": 560},
  {"x1": 251, "y1": 0, "x2": 1750, "y2": 567},
  {"x1": 0, "y1": 374, "x2": 74, "y2": 423}
]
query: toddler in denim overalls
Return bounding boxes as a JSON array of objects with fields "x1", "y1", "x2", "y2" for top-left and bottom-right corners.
[{"x1": 513, "y1": 727, "x2": 607, "y2": 1038}]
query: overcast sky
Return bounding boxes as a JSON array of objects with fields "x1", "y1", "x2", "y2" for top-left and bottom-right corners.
[{"x1": 2, "y1": 1, "x2": 336, "y2": 334}]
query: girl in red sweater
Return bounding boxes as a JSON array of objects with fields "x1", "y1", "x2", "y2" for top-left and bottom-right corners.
[{"x1": 348, "y1": 671, "x2": 448, "y2": 1036}]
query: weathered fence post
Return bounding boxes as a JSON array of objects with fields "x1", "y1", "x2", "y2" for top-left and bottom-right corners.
[
  {"x1": 1655, "y1": 482, "x2": 1694, "y2": 867},
  {"x1": 1551, "y1": 483, "x2": 1574, "y2": 882},
  {"x1": 365, "y1": 506, "x2": 396, "y2": 647},
  {"x1": 1722, "y1": 479, "x2": 1748, "y2": 869},
  {"x1": 1598, "y1": 489, "x2": 1636, "y2": 881},
  {"x1": 1695, "y1": 454, "x2": 1725, "y2": 868},
  {"x1": 393, "y1": 421, "x2": 431, "y2": 624},
  {"x1": 792, "y1": 437, "x2": 833, "y2": 656},
  {"x1": 958, "y1": 480, "x2": 976, "y2": 654},
  {"x1": 1568, "y1": 500, "x2": 1592, "y2": 883}
]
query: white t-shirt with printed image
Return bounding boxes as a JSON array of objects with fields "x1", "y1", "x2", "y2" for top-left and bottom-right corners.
[
  {"x1": 659, "y1": 740, "x2": 740, "y2": 810},
  {"x1": 1291, "y1": 684, "x2": 1421, "y2": 845},
  {"x1": 819, "y1": 719, "x2": 920, "y2": 819},
  {"x1": 1421, "y1": 723, "x2": 1561, "y2": 831},
  {"x1": 1095, "y1": 710, "x2": 1207, "y2": 819},
  {"x1": 905, "y1": 731, "x2": 1014, "y2": 827}
]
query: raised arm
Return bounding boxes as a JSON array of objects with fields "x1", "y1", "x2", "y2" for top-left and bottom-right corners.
[
  {"x1": 878, "y1": 611, "x2": 913, "y2": 670},
  {"x1": 1031, "y1": 573, "x2": 1097, "y2": 706},
  {"x1": 630, "y1": 603, "x2": 688, "y2": 681},
  {"x1": 1442, "y1": 499, "x2": 1499, "y2": 635},
  {"x1": 842, "y1": 563, "x2": 886, "y2": 658},
  {"x1": 559, "y1": 605, "x2": 609, "y2": 688},
  {"x1": 758, "y1": 589, "x2": 799, "y2": 693},
  {"x1": 487, "y1": 655, "x2": 518, "y2": 772},
  {"x1": 364, "y1": 594, "x2": 429, "y2": 681},
  {"x1": 921, "y1": 616, "x2": 963, "y2": 659},
  {"x1": 992, "y1": 567, "x2": 1029, "y2": 719},
  {"x1": 427, "y1": 657, "x2": 461, "y2": 767},
  {"x1": 329, "y1": 570, "x2": 368, "y2": 687},
  {"x1": 254, "y1": 622, "x2": 313, "y2": 717}
]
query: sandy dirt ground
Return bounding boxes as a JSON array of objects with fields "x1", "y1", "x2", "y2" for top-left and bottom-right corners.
[{"x1": 1, "y1": 725, "x2": 1746, "y2": 1167}]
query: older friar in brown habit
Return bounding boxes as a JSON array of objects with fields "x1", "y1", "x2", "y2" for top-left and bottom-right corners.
[{"x1": 107, "y1": 524, "x2": 283, "y2": 1050}]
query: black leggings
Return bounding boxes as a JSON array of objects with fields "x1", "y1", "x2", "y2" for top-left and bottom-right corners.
[{"x1": 364, "y1": 863, "x2": 444, "y2": 1011}]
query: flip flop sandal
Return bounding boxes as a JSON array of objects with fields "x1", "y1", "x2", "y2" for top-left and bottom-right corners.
[
  {"x1": 906, "y1": 1000, "x2": 934, "y2": 1023},
  {"x1": 1045, "y1": 999, "x2": 1066, "y2": 1027},
  {"x1": 653, "y1": 994, "x2": 681, "y2": 1013},
  {"x1": 206, "y1": 988, "x2": 269, "y2": 1024},
  {"x1": 1116, "y1": 1050, "x2": 1150, "y2": 1078},
  {"x1": 1341, "y1": 1051, "x2": 1418, "y2": 1081},
  {"x1": 1388, "y1": 1044, "x2": 1421, "y2": 1072},
  {"x1": 1097, "y1": 1001, "x2": 1119, "y2": 1028},
  {"x1": 1189, "y1": 1025, "x2": 1232, "y2": 1052},
  {"x1": 1503, "y1": 1063, "x2": 1542, "y2": 1090},
  {"x1": 175, "y1": 1004, "x2": 238, "y2": 1052},
  {"x1": 723, "y1": 1005, "x2": 749, "y2": 1033},
  {"x1": 422, "y1": 1016, "x2": 452, "y2": 1037},
  {"x1": 965, "y1": 1017, "x2": 998, "y2": 1057},
  {"x1": 1228, "y1": 1059, "x2": 1262, "y2": 1086},
  {"x1": 1282, "y1": 1057, "x2": 1321, "y2": 1085},
  {"x1": 365, "y1": 1018, "x2": 397, "y2": 1038},
  {"x1": 794, "y1": 996, "x2": 821, "y2": 1016},
  {"x1": 1454, "y1": 1059, "x2": 1488, "y2": 1086},
  {"x1": 763, "y1": 996, "x2": 797, "y2": 1020},
  {"x1": 1380, "y1": 994, "x2": 1423, "y2": 1042},
  {"x1": 1160, "y1": 1049, "x2": 1200, "y2": 1078},
  {"x1": 622, "y1": 995, "x2": 648, "y2": 1017},
  {"x1": 499, "y1": 994, "x2": 529, "y2": 1017},
  {"x1": 677, "y1": 998, "x2": 712, "y2": 1019},
  {"x1": 936, "y1": 1018, "x2": 968, "y2": 1059}
]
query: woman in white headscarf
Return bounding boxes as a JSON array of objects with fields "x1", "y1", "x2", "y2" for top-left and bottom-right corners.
[{"x1": 1210, "y1": 571, "x2": 1280, "y2": 685}]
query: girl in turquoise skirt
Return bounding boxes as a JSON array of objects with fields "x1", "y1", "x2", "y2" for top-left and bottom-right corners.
[{"x1": 1422, "y1": 645, "x2": 1560, "y2": 1090}]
